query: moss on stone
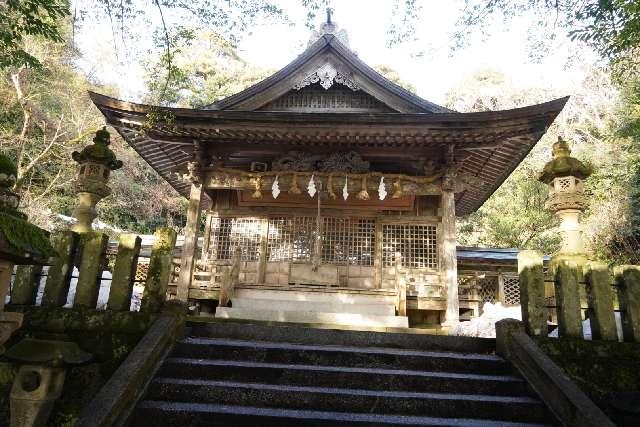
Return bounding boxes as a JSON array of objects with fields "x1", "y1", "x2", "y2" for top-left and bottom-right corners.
[
  {"x1": 71, "y1": 127, "x2": 123, "y2": 170},
  {"x1": 534, "y1": 336, "x2": 640, "y2": 423},
  {"x1": 0, "y1": 211, "x2": 55, "y2": 261},
  {"x1": 0, "y1": 305, "x2": 159, "y2": 426},
  {"x1": 538, "y1": 138, "x2": 592, "y2": 184}
]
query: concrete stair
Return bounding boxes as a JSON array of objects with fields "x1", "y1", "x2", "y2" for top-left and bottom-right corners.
[
  {"x1": 231, "y1": 297, "x2": 396, "y2": 315},
  {"x1": 130, "y1": 321, "x2": 556, "y2": 426},
  {"x1": 215, "y1": 286, "x2": 408, "y2": 328},
  {"x1": 215, "y1": 306, "x2": 408, "y2": 328}
]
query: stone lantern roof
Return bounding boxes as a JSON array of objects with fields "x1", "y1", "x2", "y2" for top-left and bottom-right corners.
[
  {"x1": 538, "y1": 137, "x2": 592, "y2": 184},
  {"x1": 71, "y1": 127, "x2": 123, "y2": 170}
]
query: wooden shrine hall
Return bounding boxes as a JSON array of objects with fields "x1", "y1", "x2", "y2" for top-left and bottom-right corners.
[{"x1": 90, "y1": 17, "x2": 567, "y2": 329}]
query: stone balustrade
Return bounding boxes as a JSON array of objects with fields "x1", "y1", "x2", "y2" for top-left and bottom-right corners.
[
  {"x1": 11, "y1": 227, "x2": 177, "y2": 313},
  {"x1": 517, "y1": 252, "x2": 640, "y2": 342}
]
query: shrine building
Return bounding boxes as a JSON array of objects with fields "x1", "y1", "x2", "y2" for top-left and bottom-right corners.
[{"x1": 90, "y1": 17, "x2": 567, "y2": 329}]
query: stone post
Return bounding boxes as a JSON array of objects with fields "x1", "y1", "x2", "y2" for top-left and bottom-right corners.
[
  {"x1": 585, "y1": 262, "x2": 617, "y2": 341},
  {"x1": 41, "y1": 231, "x2": 78, "y2": 307},
  {"x1": 74, "y1": 232, "x2": 109, "y2": 308},
  {"x1": 176, "y1": 162, "x2": 204, "y2": 302},
  {"x1": 517, "y1": 250, "x2": 546, "y2": 336},
  {"x1": 495, "y1": 318, "x2": 526, "y2": 359},
  {"x1": 108, "y1": 233, "x2": 141, "y2": 311},
  {"x1": 441, "y1": 169, "x2": 458, "y2": 326},
  {"x1": 0, "y1": 154, "x2": 53, "y2": 352},
  {"x1": 141, "y1": 227, "x2": 177, "y2": 312},
  {"x1": 538, "y1": 137, "x2": 592, "y2": 271},
  {"x1": 11, "y1": 265, "x2": 42, "y2": 306},
  {"x1": 554, "y1": 258, "x2": 583, "y2": 338},
  {"x1": 614, "y1": 265, "x2": 640, "y2": 342},
  {"x1": 70, "y1": 127, "x2": 122, "y2": 233}
]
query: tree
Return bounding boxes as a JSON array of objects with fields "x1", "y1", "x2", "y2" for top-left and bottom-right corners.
[
  {"x1": 0, "y1": 23, "x2": 107, "y2": 225},
  {"x1": 374, "y1": 65, "x2": 416, "y2": 93},
  {"x1": 452, "y1": 67, "x2": 629, "y2": 258},
  {"x1": 143, "y1": 28, "x2": 271, "y2": 108},
  {"x1": 453, "y1": 1, "x2": 640, "y2": 72},
  {"x1": 0, "y1": 0, "x2": 69, "y2": 69}
]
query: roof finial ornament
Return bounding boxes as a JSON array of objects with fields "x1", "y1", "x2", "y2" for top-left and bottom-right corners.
[{"x1": 309, "y1": 7, "x2": 350, "y2": 48}]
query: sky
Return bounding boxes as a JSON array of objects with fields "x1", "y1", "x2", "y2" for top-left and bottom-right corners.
[{"x1": 74, "y1": 0, "x2": 598, "y2": 105}]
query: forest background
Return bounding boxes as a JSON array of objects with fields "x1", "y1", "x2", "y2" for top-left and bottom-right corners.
[{"x1": 1, "y1": 0, "x2": 640, "y2": 264}]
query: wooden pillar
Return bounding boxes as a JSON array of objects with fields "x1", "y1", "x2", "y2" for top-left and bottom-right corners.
[
  {"x1": 497, "y1": 272, "x2": 505, "y2": 304},
  {"x1": 441, "y1": 187, "x2": 458, "y2": 325},
  {"x1": 374, "y1": 220, "x2": 383, "y2": 289},
  {"x1": 394, "y1": 252, "x2": 407, "y2": 316},
  {"x1": 177, "y1": 181, "x2": 204, "y2": 302},
  {"x1": 257, "y1": 218, "x2": 268, "y2": 284}
]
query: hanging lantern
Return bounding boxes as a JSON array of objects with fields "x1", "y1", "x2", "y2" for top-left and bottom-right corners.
[
  {"x1": 356, "y1": 175, "x2": 370, "y2": 200},
  {"x1": 271, "y1": 175, "x2": 281, "y2": 199},
  {"x1": 307, "y1": 174, "x2": 317, "y2": 197},
  {"x1": 327, "y1": 174, "x2": 337, "y2": 199},
  {"x1": 252, "y1": 176, "x2": 263, "y2": 199},
  {"x1": 391, "y1": 178, "x2": 403, "y2": 199},
  {"x1": 378, "y1": 176, "x2": 387, "y2": 200},
  {"x1": 342, "y1": 175, "x2": 349, "y2": 200},
  {"x1": 289, "y1": 173, "x2": 302, "y2": 194}
]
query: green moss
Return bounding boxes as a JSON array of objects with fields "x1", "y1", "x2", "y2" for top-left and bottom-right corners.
[
  {"x1": 0, "y1": 306, "x2": 160, "y2": 427},
  {"x1": 534, "y1": 336, "x2": 640, "y2": 423},
  {"x1": 538, "y1": 138, "x2": 592, "y2": 183},
  {"x1": 0, "y1": 211, "x2": 55, "y2": 261}
]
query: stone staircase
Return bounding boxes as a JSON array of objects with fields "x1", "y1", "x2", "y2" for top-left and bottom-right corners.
[{"x1": 130, "y1": 321, "x2": 556, "y2": 426}]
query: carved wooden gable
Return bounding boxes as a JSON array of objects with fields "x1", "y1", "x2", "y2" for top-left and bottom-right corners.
[
  {"x1": 208, "y1": 36, "x2": 451, "y2": 114},
  {"x1": 259, "y1": 83, "x2": 395, "y2": 113}
]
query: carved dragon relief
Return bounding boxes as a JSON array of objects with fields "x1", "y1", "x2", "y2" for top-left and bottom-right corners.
[
  {"x1": 293, "y1": 62, "x2": 359, "y2": 91},
  {"x1": 272, "y1": 151, "x2": 370, "y2": 173}
]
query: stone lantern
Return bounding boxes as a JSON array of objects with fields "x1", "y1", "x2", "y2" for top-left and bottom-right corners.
[
  {"x1": 71, "y1": 127, "x2": 123, "y2": 232},
  {"x1": 538, "y1": 137, "x2": 592, "y2": 262},
  {"x1": 0, "y1": 154, "x2": 55, "y2": 352},
  {"x1": 5, "y1": 338, "x2": 91, "y2": 427}
]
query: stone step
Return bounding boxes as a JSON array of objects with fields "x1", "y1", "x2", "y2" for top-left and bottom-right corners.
[
  {"x1": 188, "y1": 320, "x2": 496, "y2": 354},
  {"x1": 172, "y1": 337, "x2": 512, "y2": 375},
  {"x1": 133, "y1": 401, "x2": 553, "y2": 426},
  {"x1": 231, "y1": 297, "x2": 396, "y2": 316},
  {"x1": 235, "y1": 287, "x2": 397, "y2": 305},
  {"x1": 215, "y1": 306, "x2": 409, "y2": 328},
  {"x1": 143, "y1": 378, "x2": 549, "y2": 423},
  {"x1": 158, "y1": 357, "x2": 528, "y2": 396}
]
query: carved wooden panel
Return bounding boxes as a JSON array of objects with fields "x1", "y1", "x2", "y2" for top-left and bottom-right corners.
[{"x1": 259, "y1": 84, "x2": 394, "y2": 113}]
